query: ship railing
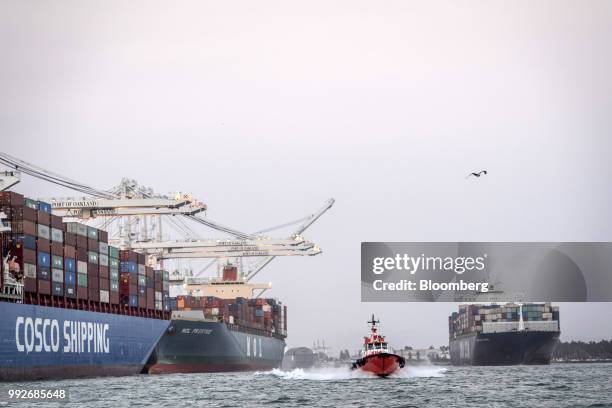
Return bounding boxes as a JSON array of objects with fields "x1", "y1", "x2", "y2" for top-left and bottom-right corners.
[{"x1": 1, "y1": 272, "x2": 23, "y2": 302}]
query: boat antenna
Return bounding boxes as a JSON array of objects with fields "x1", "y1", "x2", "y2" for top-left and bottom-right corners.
[{"x1": 368, "y1": 314, "x2": 380, "y2": 329}]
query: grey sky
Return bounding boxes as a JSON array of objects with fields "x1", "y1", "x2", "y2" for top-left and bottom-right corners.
[{"x1": 1, "y1": 1, "x2": 612, "y2": 353}]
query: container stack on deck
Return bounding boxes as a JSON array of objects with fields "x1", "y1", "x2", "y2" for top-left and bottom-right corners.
[
  {"x1": 174, "y1": 294, "x2": 287, "y2": 336},
  {"x1": 0, "y1": 191, "x2": 168, "y2": 319},
  {"x1": 449, "y1": 303, "x2": 560, "y2": 337}
]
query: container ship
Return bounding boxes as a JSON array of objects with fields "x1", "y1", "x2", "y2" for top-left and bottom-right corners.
[
  {"x1": 0, "y1": 191, "x2": 171, "y2": 381},
  {"x1": 449, "y1": 303, "x2": 560, "y2": 366},
  {"x1": 147, "y1": 264, "x2": 287, "y2": 373}
]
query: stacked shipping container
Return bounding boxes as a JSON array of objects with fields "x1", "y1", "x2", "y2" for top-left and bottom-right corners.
[
  {"x1": 118, "y1": 250, "x2": 170, "y2": 312},
  {"x1": 449, "y1": 303, "x2": 560, "y2": 337},
  {"x1": 0, "y1": 191, "x2": 168, "y2": 319},
  {"x1": 174, "y1": 295, "x2": 287, "y2": 336}
]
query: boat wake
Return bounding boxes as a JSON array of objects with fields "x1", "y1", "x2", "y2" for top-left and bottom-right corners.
[{"x1": 256, "y1": 365, "x2": 446, "y2": 381}]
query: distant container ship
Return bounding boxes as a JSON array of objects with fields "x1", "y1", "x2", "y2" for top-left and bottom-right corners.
[
  {"x1": 449, "y1": 303, "x2": 560, "y2": 366},
  {"x1": 0, "y1": 191, "x2": 170, "y2": 380},
  {"x1": 147, "y1": 264, "x2": 287, "y2": 374}
]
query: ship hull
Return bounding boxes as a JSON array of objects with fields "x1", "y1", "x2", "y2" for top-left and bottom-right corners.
[
  {"x1": 148, "y1": 317, "x2": 286, "y2": 374},
  {"x1": 353, "y1": 353, "x2": 404, "y2": 377},
  {"x1": 0, "y1": 302, "x2": 170, "y2": 381},
  {"x1": 450, "y1": 331, "x2": 560, "y2": 366}
]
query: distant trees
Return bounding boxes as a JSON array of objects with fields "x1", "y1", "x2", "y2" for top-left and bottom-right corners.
[
  {"x1": 338, "y1": 349, "x2": 351, "y2": 360},
  {"x1": 554, "y1": 340, "x2": 612, "y2": 361}
]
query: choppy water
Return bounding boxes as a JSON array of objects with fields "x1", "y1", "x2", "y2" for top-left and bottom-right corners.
[{"x1": 1, "y1": 363, "x2": 611, "y2": 407}]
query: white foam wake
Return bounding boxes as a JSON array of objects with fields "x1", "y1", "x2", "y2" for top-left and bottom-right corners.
[{"x1": 255, "y1": 365, "x2": 446, "y2": 381}]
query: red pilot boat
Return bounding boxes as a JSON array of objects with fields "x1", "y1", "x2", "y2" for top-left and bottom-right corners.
[{"x1": 351, "y1": 315, "x2": 405, "y2": 377}]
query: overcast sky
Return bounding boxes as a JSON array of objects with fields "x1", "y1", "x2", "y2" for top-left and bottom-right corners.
[{"x1": 1, "y1": 1, "x2": 611, "y2": 354}]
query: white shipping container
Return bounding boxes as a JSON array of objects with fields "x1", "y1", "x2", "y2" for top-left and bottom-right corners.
[
  {"x1": 99, "y1": 242, "x2": 109, "y2": 255},
  {"x1": 77, "y1": 261, "x2": 88, "y2": 274},
  {"x1": 37, "y1": 224, "x2": 50, "y2": 239},
  {"x1": 52, "y1": 268, "x2": 63, "y2": 282},
  {"x1": 228, "y1": 316, "x2": 235, "y2": 324},
  {"x1": 524, "y1": 321, "x2": 559, "y2": 332},
  {"x1": 99, "y1": 254, "x2": 109, "y2": 267},
  {"x1": 100, "y1": 290, "x2": 110, "y2": 303},
  {"x1": 24, "y1": 263, "x2": 36, "y2": 278},
  {"x1": 51, "y1": 228, "x2": 64, "y2": 243},
  {"x1": 155, "y1": 291, "x2": 162, "y2": 301},
  {"x1": 138, "y1": 264, "x2": 145, "y2": 275},
  {"x1": 77, "y1": 224, "x2": 88, "y2": 236},
  {"x1": 212, "y1": 308, "x2": 219, "y2": 315}
]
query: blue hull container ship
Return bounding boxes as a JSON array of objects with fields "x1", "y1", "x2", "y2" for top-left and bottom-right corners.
[
  {"x1": 0, "y1": 191, "x2": 171, "y2": 381},
  {"x1": 449, "y1": 303, "x2": 560, "y2": 366}
]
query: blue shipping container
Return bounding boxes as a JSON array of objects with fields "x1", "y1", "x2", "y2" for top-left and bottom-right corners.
[
  {"x1": 130, "y1": 295, "x2": 138, "y2": 307},
  {"x1": 65, "y1": 271, "x2": 76, "y2": 287},
  {"x1": 120, "y1": 261, "x2": 137, "y2": 274},
  {"x1": 37, "y1": 201, "x2": 52, "y2": 214},
  {"x1": 65, "y1": 258, "x2": 76, "y2": 272},
  {"x1": 37, "y1": 252, "x2": 50, "y2": 267},
  {"x1": 20, "y1": 235, "x2": 37, "y2": 250}
]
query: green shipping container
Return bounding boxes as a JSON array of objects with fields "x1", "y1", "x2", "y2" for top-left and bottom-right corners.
[
  {"x1": 52, "y1": 255, "x2": 63, "y2": 269},
  {"x1": 88, "y1": 251, "x2": 99, "y2": 264},
  {"x1": 87, "y1": 226, "x2": 98, "y2": 240},
  {"x1": 77, "y1": 273, "x2": 88, "y2": 287},
  {"x1": 109, "y1": 246, "x2": 119, "y2": 259}
]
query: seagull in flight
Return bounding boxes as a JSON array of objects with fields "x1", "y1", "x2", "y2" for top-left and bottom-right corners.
[{"x1": 466, "y1": 170, "x2": 488, "y2": 179}]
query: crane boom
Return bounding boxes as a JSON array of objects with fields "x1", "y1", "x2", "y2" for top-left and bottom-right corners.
[{"x1": 244, "y1": 198, "x2": 335, "y2": 281}]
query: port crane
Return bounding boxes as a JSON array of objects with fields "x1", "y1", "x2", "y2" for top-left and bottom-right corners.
[{"x1": 0, "y1": 153, "x2": 333, "y2": 282}]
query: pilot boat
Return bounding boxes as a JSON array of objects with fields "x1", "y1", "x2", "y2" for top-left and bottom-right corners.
[{"x1": 351, "y1": 314, "x2": 405, "y2": 377}]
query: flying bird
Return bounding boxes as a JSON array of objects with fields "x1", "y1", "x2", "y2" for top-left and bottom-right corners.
[{"x1": 466, "y1": 170, "x2": 488, "y2": 179}]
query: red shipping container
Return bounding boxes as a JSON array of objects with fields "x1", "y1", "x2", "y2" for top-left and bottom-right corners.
[
  {"x1": 37, "y1": 211, "x2": 50, "y2": 226},
  {"x1": 99, "y1": 265, "x2": 109, "y2": 279},
  {"x1": 38, "y1": 279, "x2": 51, "y2": 295},
  {"x1": 110, "y1": 292, "x2": 119, "y2": 304},
  {"x1": 0, "y1": 191, "x2": 24, "y2": 205},
  {"x1": 138, "y1": 296, "x2": 146, "y2": 308},
  {"x1": 22, "y1": 248, "x2": 36, "y2": 264},
  {"x1": 37, "y1": 238, "x2": 50, "y2": 253},
  {"x1": 23, "y1": 220, "x2": 36, "y2": 236},
  {"x1": 223, "y1": 266, "x2": 238, "y2": 281},
  {"x1": 77, "y1": 286, "x2": 88, "y2": 300},
  {"x1": 88, "y1": 289, "x2": 100, "y2": 302},
  {"x1": 77, "y1": 248, "x2": 87, "y2": 262},
  {"x1": 88, "y1": 263, "x2": 99, "y2": 276},
  {"x1": 137, "y1": 252, "x2": 146, "y2": 264},
  {"x1": 51, "y1": 242, "x2": 63, "y2": 256},
  {"x1": 64, "y1": 245, "x2": 76, "y2": 259},
  {"x1": 88, "y1": 277, "x2": 99, "y2": 290},
  {"x1": 76, "y1": 235, "x2": 87, "y2": 248},
  {"x1": 65, "y1": 231, "x2": 76, "y2": 246},
  {"x1": 98, "y1": 229, "x2": 108, "y2": 242},
  {"x1": 155, "y1": 281, "x2": 162, "y2": 291},
  {"x1": 119, "y1": 250, "x2": 137, "y2": 262},
  {"x1": 24, "y1": 277, "x2": 37, "y2": 293},
  {"x1": 50, "y1": 215, "x2": 63, "y2": 229},
  {"x1": 22, "y1": 207, "x2": 37, "y2": 222},
  {"x1": 87, "y1": 238, "x2": 98, "y2": 251},
  {"x1": 99, "y1": 277, "x2": 110, "y2": 291}
]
